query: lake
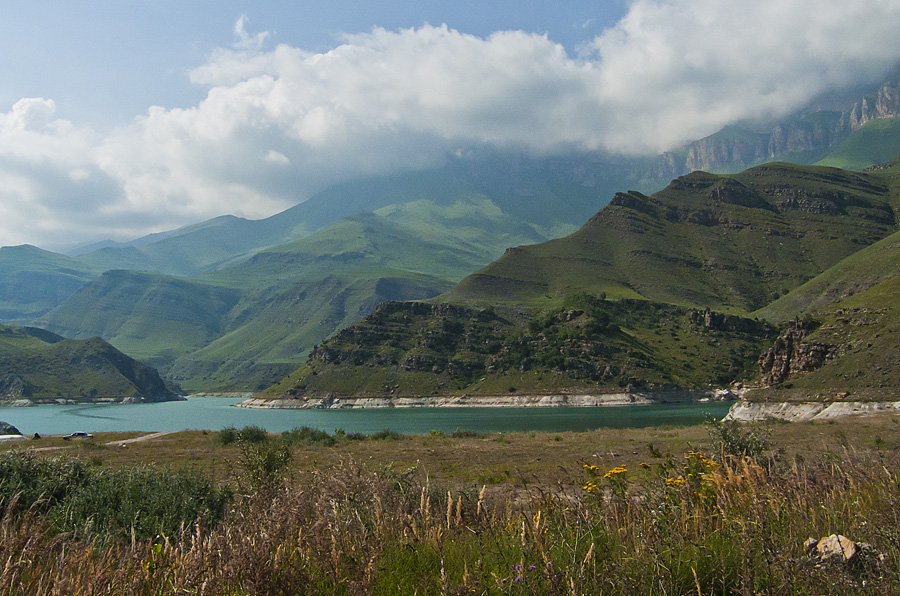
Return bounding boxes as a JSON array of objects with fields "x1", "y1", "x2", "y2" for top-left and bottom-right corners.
[{"x1": 0, "y1": 398, "x2": 733, "y2": 436}]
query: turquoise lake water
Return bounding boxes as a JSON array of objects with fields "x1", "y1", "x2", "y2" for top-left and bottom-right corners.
[{"x1": 0, "y1": 398, "x2": 732, "y2": 435}]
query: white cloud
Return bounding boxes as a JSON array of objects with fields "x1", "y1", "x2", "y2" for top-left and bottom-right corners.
[{"x1": 2, "y1": 0, "x2": 900, "y2": 250}]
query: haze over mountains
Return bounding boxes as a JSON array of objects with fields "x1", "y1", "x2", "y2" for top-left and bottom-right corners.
[{"x1": 3, "y1": 71, "x2": 900, "y2": 401}]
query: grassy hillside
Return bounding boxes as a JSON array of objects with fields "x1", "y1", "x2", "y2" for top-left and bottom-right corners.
[
  {"x1": 755, "y1": 229, "x2": 900, "y2": 323},
  {"x1": 0, "y1": 324, "x2": 176, "y2": 403},
  {"x1": 816, "y1": 117, "x2": 900, "y2": 171},
  {"x1": 441, "y1": 164, "x2": 897, "y2": 314},
  {"x1": 38, "y1": 270, "x2": 242, "y2": 372},
  {"x1": 0, "y1": 245, "x2": 100, "y2": 323},
  {"x1": 72, "y1": 150, "x2": 651, "y2": 277},
  {"x1": 746, "y1": 275, "x2": 900, "y2": 401},
  {"x1": 41, "y1": 197, "x2": 564, "y2": 390},
  {"x1": 263, "y1": 160, "x2": 900, "y2": 401},
  {"x1": 265, "y1": 294, "x2": 775, "y2": 399},
  {"x1": 167, "y1": 200, "x2": 553, "y2": 390}
]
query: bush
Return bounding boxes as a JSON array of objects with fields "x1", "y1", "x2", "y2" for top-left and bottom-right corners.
[
  {"x1": 371, "y1": 429, "x2": 404, "y2": 441},
  {"x1": 217, "y1": 426, "x2": 239, "y2": 445},
  {"x1": 237, "y1": 425, "x2": 269, "y2": 444},
  {"x1": 237, "y1": 441, "x2": 293, "y2": 490},
  {"x1": 54, "y1": 466, "x2": 231, "y2": 543},
  {"x1": 281, "y1": 426, "x2": 335, "y2": 446},
  {"x1": 0, "y1": 452, "x2": 230, "y2": 544},
  {"x1": 706, "y1": 416, "x2": 770, "y2": 459}
]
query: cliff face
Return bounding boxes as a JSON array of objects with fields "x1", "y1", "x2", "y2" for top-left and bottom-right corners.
[
  {"x1": 655, "y1": 78, "x2": 900, "y2": 176},
  {"x1": 848, "y1": 81, "x2": 900, "y2": 128},
  {"x1": 757, "y1": 321, "x2": 833, "y2": 386}
]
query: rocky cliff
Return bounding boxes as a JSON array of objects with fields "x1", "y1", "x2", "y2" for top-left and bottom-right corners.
[{"x1": 653, "y1": 78, "x2": 900, "y2": 177}]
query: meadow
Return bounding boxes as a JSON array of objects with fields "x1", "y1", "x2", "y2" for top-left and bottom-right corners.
[{"x1": 1, "y1": 414, "x2": 899, "y2": 594}]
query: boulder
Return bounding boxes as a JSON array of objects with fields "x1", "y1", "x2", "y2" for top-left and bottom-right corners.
[
  {"x1": 804, "y1": 534, "x2": 885, "y2": 566},
  {"x1": 0, "y1": 421, "x2": 21, "y2": 435}
]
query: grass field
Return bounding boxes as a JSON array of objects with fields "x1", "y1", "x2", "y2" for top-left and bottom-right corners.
[{"x1": 1, "y1": 414, "x2": 899, "y2": 594}]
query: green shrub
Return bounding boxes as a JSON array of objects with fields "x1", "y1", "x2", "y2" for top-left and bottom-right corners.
[
  {"x1": 237, "y1": 425, "x2": 269, "y2": 444},
  {"x1": 54, "y1": 466, "x2": 231, "y2": 543},
  {"x1": 706, "y1": 416, "x2": 770, "y2": 459},
  {"x1": 0, "y1": 452, "x2": 230, "y2": 545},
  {"x1": 371, "y1": 429, "x2": 404, "y2": 441},
  {"x1": 237, "y1": 441, "x2": 293, "y2": 490},
  {"x1": 217, "y1": 426, "x2": 239, "y2": 445},
  {"x1": 281, "y1": 426, "x2": 335, "y2": 446}
]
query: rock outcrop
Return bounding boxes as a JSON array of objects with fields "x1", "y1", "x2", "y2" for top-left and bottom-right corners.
[
  {"x1": 654, "y1": 78, "x2": 900, "y2": 176},
  {"x1": 758, "y1": 321, "x2": 833, "y2": 385}
]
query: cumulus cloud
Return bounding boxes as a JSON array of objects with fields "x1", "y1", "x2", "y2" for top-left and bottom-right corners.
[{"x1": 2, "y1": 0, "x2": 900, "y2": 250}]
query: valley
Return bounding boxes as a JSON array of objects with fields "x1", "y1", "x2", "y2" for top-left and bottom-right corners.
[{"x1": 2, "y1": 73, "x2": 900, "y2": 408}]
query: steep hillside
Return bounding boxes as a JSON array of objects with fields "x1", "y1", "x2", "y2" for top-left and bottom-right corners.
[
  {"x1": 0, "y1": 245, "x2": 100, "y2": 323},
  {"x1": 815, "y1": 117, "x2": 900, "y2": 171},
  {"x1": 39, "y1": 270, "x2": 242, "y2": 371},
  {"x1": 747, "y1": 276, "x2": 900, "y2": 401},
  {"x1": 0, "y1": 324, "x2": 177, "y2": 404},
  {"x1": 263, "y1": 295, "x2": 775, "y2": 401},
  {"x1": 442, "y1": 164, "x2": 898, "y2": 313},
  {"x1": 261, "y1": 160, "x2": 900, "y2": 403},
  {"x1": 41, "y1": 197, "x2": 558, "y2": 390}
]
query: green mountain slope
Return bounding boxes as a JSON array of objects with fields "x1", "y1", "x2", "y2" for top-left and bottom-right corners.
[
  {"x1": 755, "y1": 229, "x2": 900, "y2": 323},
  {"x1": 748, "y1": 275, "x2": 900, "y2": 401},
  {"x1": 263, "y1": 296, "x2": 775, "y2": 400},
  {"x1": 815, "y1": 118, "x2": 900, "y2": 171},
  {"x1": 441, "y1": 164, "x2": 897, "y2": 314},
  {"x1": 0, "y1": 245, "x2": 100, "y2": 323},
  {"x1": 38, "y1": 270, "x2": 242, "y2": 372},
  {"x1": 40, "y1": 196, "x2": 561, "y2": 390},
  {"x1": 0, "y1": 324, "x2": 176, "y2": 404},
  {"x1": 262, "y1": 160, "x2": 900, "y2": 401},
  {"x1": 73, "y1": 151, "x2": 654, "y2": 277},
  {"x1": 164, "y1": 200, "x2": 558, "y2": 390}
]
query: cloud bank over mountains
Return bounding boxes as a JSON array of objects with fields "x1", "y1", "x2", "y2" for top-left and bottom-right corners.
[{"x1": 2, "y1": 0, "x2": 900, "y2": 250}]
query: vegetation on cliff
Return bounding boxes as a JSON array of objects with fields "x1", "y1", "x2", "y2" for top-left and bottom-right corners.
[{"x1": 0, "y1": 323, "x2": 177, "y2": 403}]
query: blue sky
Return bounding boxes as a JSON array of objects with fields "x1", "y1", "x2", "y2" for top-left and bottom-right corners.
[
  {"x1": 1, "y1": 0, "x2": 900, "y2": 250},
  {"x1": 2, "y1": 1, "x2": 626, "y2": 127}
]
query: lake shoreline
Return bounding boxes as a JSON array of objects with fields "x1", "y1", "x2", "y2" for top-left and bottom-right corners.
[{"x1": 236, "y1": 389, "x2": 732, "y2": 409}]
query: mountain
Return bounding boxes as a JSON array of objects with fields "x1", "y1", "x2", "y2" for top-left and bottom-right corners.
[
  {"x1": 0, "y1": 324, "x2": 177, "y2": 405},
  {"x1": 263, "y1": 296, "x2": 776, "y2": 401},
  {"x1": 815, "y1": 117, "x2": 900, "y2": 171},
  {"x1": 654, "y1": 75, "x2": 900, "y2": 177},
  {"x1": 38, "y1": 196, "x2": 566, "y2": 390},
  {"x1": 72, "y1": 150, "x2": 660, "y2": 278},
  {"x1": 260, "y1": 160, "x2": 900, "y2": 402},
  {"x1": 38, "y1": 270, "x2": 243, "y2": 371},
  {"x1": 442, "y1": 164, "x2": 898, "y2": 314},
  {"x1": 0, "y1": 245, "x2": 100, "y2": 324}
]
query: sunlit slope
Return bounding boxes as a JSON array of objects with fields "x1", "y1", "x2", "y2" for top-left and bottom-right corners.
[
  {"x1": 441, "y1": 164, "x2": 898, "y2": 314},
  {"x1": 167, "y1": 201, "x2": 550, "y2": 390},
  {"x1": 815, "y1": 118, "x2": 900, "y2": 171},
  {"x1": 263, "y1": 295, "x2": 776, "y2": 400},
  {"x1": 0, "y1": 324, "x2": 175, "y2": 403},
  {"x1": 756, "y1": 229, "x2": 900, "y2": 323}
]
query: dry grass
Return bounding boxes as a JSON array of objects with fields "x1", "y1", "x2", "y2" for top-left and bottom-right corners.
[{"x1": 1, "y1": 415, "x2": 899, "y2": 594}]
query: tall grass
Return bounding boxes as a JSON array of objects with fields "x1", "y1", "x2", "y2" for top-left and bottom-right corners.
[{"x1": 0, "y1": 447, "x2": 898, "y2": 594}]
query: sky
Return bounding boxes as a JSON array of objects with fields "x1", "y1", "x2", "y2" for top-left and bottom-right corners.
[{"x1": 2, "y1": 0, "x2": 900, "y2": 251}]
